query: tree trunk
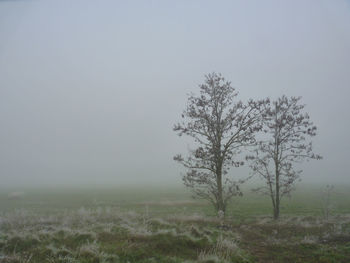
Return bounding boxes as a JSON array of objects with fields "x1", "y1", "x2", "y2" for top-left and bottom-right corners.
[
  {"x1": 274, "y1": 164, "x2": 280, "y2": 220},
  {"x1": 216, "y1": 168, "x2": 225, "y2": 215},
  {"x1": 273, "y1": 203, "x2": 280, "y2": 220}
]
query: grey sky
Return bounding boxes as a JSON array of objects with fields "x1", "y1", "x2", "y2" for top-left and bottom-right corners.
[{"x1": 0, "y1": 0, "x2": 349, "y2": 187}]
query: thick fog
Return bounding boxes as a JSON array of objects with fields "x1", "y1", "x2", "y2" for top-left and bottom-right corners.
[{"x1": 0, "y1": 0, "x2": 349, "y2": 188}]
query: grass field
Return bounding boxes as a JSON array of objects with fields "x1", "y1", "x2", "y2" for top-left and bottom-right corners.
[{"x1": 0, "y1": 184, "x2": 350, "y2": 262}]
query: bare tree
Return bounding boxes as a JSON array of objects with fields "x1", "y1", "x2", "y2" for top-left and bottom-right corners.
[
  {"x1": 321, "y1": 184, "x2": 334, "y2": 221},
  {"x1": 247, "y1": 96, "x2": 322, "y2": 220},
  {"x1": 173, "y1": 73, "x2": 266, "y2": 215}
]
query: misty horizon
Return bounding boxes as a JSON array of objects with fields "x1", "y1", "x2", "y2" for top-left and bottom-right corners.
[{"x1": 1, "y1": 0, "x2": 350, "y2": 188}]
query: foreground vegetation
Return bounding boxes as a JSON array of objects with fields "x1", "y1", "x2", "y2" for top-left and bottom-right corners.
[{"x1": 0, "y1": 185, "x2": 349, "y2": 263}]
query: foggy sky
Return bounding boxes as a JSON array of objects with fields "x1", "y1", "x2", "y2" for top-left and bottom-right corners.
[{"x1": 0, "y1": 0, "x2": 349, "y2": 187}]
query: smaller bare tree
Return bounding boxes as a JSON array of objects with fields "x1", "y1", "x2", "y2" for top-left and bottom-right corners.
[{"x1": 247, "y1": 96, "x2": 322, "y2": 220}]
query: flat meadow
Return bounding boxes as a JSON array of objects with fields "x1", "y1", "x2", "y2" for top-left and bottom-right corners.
[{"x1": 0, "y1": 184, "x2": 350, "y2": 263}]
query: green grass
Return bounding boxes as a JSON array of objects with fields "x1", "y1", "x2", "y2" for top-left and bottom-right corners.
[
  {"x1": 0, "y1": 184, "x2": 349, "y2": 262},
  {"x1": 1, "y1": 184, "x2": 349, "y2": 217}
]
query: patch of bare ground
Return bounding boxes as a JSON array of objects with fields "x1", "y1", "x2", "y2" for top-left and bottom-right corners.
[{"x1": 233, "y1": 215, "x2": 350, "y2": 263}]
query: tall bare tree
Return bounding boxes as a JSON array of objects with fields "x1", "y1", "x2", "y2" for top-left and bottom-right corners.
[
  {"x1": 173, "y1": 73, "x2": 266, "y2": 214},
  {"x1": 247, "y1": 96, "x2": 322, "y2": 219}
]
